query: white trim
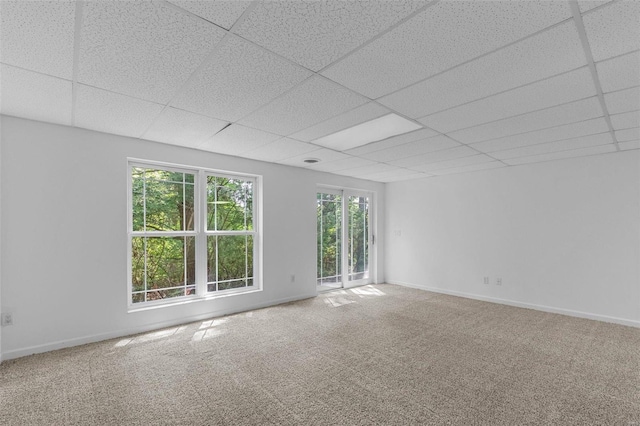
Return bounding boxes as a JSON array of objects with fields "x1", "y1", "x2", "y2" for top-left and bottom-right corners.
[
  {"x1": 1, "y1": 292, "x2": 316, "y2": 361},
  {"x1": 388, "y1": 280, "x2": 640, "y2": 329}
]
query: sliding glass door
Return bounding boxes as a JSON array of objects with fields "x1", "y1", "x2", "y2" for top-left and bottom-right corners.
[{"x1": 317, "y1": 189, "x2": 372, "y2": 290}]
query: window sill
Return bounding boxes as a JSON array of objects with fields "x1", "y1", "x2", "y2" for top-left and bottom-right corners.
[{"x1": 127, "y1": 287, "x2": 262, "y2": 313}]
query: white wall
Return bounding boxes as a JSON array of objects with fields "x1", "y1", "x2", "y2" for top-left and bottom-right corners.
[
  {"x1": 385, "y1": 150, "x2": 640, "y2": 326},
  {"x1": 0, "y1": 115, "x2": 385, "y2": 360}
]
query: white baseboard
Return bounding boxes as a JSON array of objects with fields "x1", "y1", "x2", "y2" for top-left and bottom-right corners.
[
  {"x1": 1, "y1": 292, "x2": 316, "y2": 361},
  {"x1": 388, "y1": 280, "x2": 640, "y2": 329}
]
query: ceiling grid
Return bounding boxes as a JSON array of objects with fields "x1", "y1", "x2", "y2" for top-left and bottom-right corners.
[{"x1": 0, "y1": 0, "x2": 637, "y2": 182}]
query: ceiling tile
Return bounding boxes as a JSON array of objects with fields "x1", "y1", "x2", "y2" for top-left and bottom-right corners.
[
  {"x1": 610, "y1": 110, "x2": 639, "y2": 130},
  {"x1": 491, "y1": 132, "x2": 613, "y2": 160},
  {"x1": 322, "y1": 1, "x2": 570, "y2": 98},
  {"x1": 344, "y1": 128, "x2": 439, "y2": 156},
  {"x1": 238, "y1": 76, "x2": 368, "y2": 136},
  {"x1": 171, "y1": 36, "x2": 312, "y2": 122},
  {"x1": 503, "y1": 144, "x2": 617, "y2": 165},
  {"x1": 337, "y1": 162, "x2": 398, "y2": 178},
  {"x1": 389, "y1": 146, "x2": 478, "y2": 167},
  {"x1": 578, "y1": 1, "x2": 613, "y2": 13},
  {"x1": 166, "y1": 0, "x2": 252, "y2": 30},
  {"x1": 419, "y1": 67, "x2": 596, "y2": 133},
  {"x1": 604, "y1": 86, "x2": 640, "y2": 115},
  {"x1": 379, "y1": 172, "x2": 430, "y2": 183},
  {"x1": 430, "y1": 161, "x2": 506, "y2": 176},
  {"x1": 379, "y1": 21, "x2": 586, "y2": 118},
  {"x1": 448, "y1": 97, "x2": 603, "y2": 144},
  {"x1": 0, "y1": 65, "x2": 72, "y2": 126},
  {"x1": 582, "y1": 0, "x2": 640, "y2": 62},
  {"x1": 78, "y1": 1, "x2": 226, "y2": 104},
  {"x1": 470, "y1": 117, "x2": 609, "y2": 153},
  {"x1": 619, "y1": 140, "x2": 640, "y2": 150},
  {"x1": 290, "y1": 102, "x2": 390, "y2": 142},
  {"x1": 234, "y1": 1, "x2": 426, "y2": 71},
  {"x1": 277, "y1": 148, "x2": 350, "y2": 167},
  {"x1": 199, "y1": 124, "x2": 280, "y2": 156},
  {"x1": 615, "y1": 128, "x2": 639, "y2": 142},
  {"x1": 0, "y1": 0, "x2": 75, "y2": 79},
  {"x1": 360, "y1": 134, "x2": 460, "y2": 162},
  {"x1": 240, "y1": 138, "x2": 319, "y2": 162},
  {"x1": 307, "y1": 156, "x2": 379, "y2": 173},
  {"x1": 596, "y1": 51, "x2": 640, "y2": 93},
  {"x1": 410, "y1": 154, "x2": 496, "y2": 173},
  {"x1": 74, "y1": 85, "x2": 164, "y2": 138},
  {"x1": 358, "y1": 167, "x2": 428, "y2": 180},
  {"x1": 142, "y1": 107, "x2": 228, "y2": 148}
]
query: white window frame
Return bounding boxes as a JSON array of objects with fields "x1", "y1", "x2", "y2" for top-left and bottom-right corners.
[{"x1": 127, "y1": 159, "x2": 261, "y2": 311}]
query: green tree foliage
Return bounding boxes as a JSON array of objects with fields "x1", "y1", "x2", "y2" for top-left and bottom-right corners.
[
  {"x1": 317, "y1": 194, "x2": 342, "y2": 283},
  {"x1": 131, "y1": 169, "x2": 253, "y2": 303},
  {"x1": 317, "y1": 194, "x2": 369, "y2": 285}
]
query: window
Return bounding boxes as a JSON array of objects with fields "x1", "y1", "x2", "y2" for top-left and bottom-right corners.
[{"x1": 128, "y1": 160, "x2": 259, "y2": 308}]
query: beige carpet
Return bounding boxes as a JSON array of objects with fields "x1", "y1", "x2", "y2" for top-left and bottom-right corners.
[{"x1": 1, "y1": 284, "x2": 639, "y2": 425}]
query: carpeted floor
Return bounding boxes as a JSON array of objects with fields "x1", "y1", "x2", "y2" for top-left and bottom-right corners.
[{"x1": 1, "y1": 283, "x2": 639, "y2": 425}]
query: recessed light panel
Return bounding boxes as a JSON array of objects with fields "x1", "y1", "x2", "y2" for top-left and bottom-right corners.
[{"x1": 313, "y1": 113, "x2": 422, "y2": 151}]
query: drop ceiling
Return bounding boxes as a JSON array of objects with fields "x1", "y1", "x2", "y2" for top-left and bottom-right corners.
[{"x1": 1, "y1": 0, "x2": 638, "y2": 183}]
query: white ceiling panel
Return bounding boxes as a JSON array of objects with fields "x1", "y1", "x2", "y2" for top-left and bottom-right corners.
[
  {"x1": 379, "y1": 172, "x2": 430, "y2": 183},
  {"x1": 410, "y1": 154, "x2": 496, "y2": 173},
  {"x1": 358, "y1": 167, "x2": 428, "y2": 180},
  {"x1": 610, "y1": 110, "x2": 639, "y2": 130},
  {"x1": 430, "y1": 161, "x2": 506, "y2": 176},
  {"x1": 360, "y1": 134, "x2": 460, "y2": 162},
  {"x1": 167, "y1": 0, "x2": 252, "y2": 30},
  {"x1": 238, "y1": 76, "x2": 368, "y2": 136},
  {"x1": 378, "y1": 21, "x2": 586, "y2": 118},
  {"x1": 470, "y1": 117, "x2": 609, "y2": 153},
  {"x1": 75, "y1": 85, "x2": 164, "y2": 138},
  {"x1": 290, "y1": 102, "x2": 390, "y2": 142},
  {"x1": 615, "y1": 128, "x2": 640, "y2": 142},
  {"x1": 142, "y1": 107, "x2": 228, "y2": 148},
  {"x1": 277, "y1": 148, "x2": 350, "y2": 167},
  {"x1": 578, "y1": 1, "x2": 613, "y2": 13},
  {"x1": 448, "y1": 96, "x2": 603, "y2": 144},
  {"x1": 344, "y1": 128, "x2": 439, "y2": 156},
  {"x1": 307, "y1": 156, "x2": 379, "y2": 173},
  {"x1": 389, "y1": 146, "x2": 478, "y2": 168},
  {"x1": 596, "y1": 51, "x2": 640, "y2": 93},
  {"x1": 322, "y1": 1, "x2": 570, "y2": 98},
  {"x1": 78, "y1": 1, "x2": 226, "y2": 104},
  {"x1": 337, "y1": 162, "x2": 398, "y2": 178},
  {"x1": 233, "y1": 1, "x2": 426, "y2": 71},
  {"x1": 619, "y1": 140, "x2": 640, "y2": 150},
  {"x1": 240, "y1": 138, "x2": 319, "y2": 163},
  {"x1": 0, "y1": 65, "x2": 73, "y2": 126},
  {"x1": 503, "y1": 144, "x2": 617, "y2": 166},
  {"x1": 199, "y1": 124, "x2": 280, "y2": 156},
  {"x1": 0, "y1": 0, "x2": 75, "y2": 79},
  {"x1": 491, "y1": 132, "x2": 613, "y2": 160},
  {"x1": 171, "y1": 36, "x2": 312, "y2": 122},
  {"x1": 582, "y1": 0, "x2": 640, "y2": 62},
  {"x1": 604, "y1": 86, "x2": 640, "y2": 115},
  {"x1": 420, "y1": 67, "x2": 596, "y2": 133}
]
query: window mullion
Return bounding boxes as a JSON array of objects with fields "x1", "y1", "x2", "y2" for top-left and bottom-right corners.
[{"x1": 196, "y1": 169, "x2": 207, "y2": 297}]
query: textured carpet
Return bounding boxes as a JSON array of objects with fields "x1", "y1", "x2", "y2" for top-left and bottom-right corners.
[{"x1": 1, "y1": 284, "x2": 639, "y2": 425}]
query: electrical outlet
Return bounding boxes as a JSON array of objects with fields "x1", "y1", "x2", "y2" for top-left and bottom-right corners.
[
  {"x1": 290, "y1": 274, "x2": 295, "y2": 283},
  {"x1": 483, "y1": 277, "x2": 489, "y2": 285},
  {"x1": 1, "y1": 312, "x2": 14, "y2": 326},
  {"x1": 496, "y1": 278, "x2": 502, "y2": 286}
]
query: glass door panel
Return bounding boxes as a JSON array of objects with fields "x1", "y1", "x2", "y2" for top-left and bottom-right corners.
[
  {"x1": 347, "y1": 194, "x2": 370, "y2": 286},
  {"x1": 317, "y1": 192, "x2": 342, "y2": 290},
  {"x1": 317, "y1": 189, "x2": 373, "y2": 291}
]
